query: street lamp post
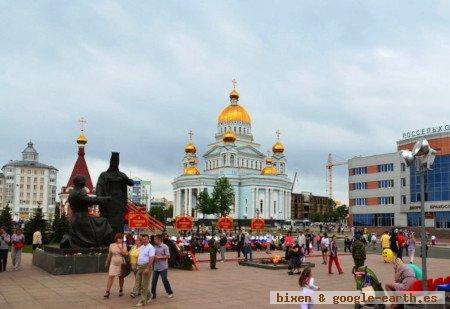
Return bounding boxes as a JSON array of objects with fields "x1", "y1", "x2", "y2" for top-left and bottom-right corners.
[{"x1": 400, "y1": 138, "x2": 436, "y2": 291}]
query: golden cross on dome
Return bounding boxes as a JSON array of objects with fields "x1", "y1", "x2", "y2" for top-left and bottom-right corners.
[
  {"x1": 188, "y1": 130, "x2": 193, "y2": 140},
  {"x1": 276, "y1": 129, "x2": 281, "y2": 140},
  {"x1": 231, "y1": 79, "x2": 237, "y2": 90},
  {"x1": 79, "y1": 117, "x2": 87, "y2": 132}
]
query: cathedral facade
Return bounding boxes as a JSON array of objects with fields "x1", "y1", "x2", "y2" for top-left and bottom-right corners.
[{"x1": 172, "y1": 84, "x2": 292, "y2": 220}]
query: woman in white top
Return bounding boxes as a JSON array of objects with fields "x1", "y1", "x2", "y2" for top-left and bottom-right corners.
[{"x1": 299, "y1": 267, "x2": 319, "y2": 309}]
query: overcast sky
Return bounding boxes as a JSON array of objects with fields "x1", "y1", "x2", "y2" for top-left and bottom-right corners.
[{"x1": 1, "y1": 1, "x2": 450, "y2": 202}]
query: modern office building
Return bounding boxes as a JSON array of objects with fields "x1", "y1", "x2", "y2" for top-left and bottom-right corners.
[
  {"x1": 291, "y1": 192, "x2": 330, "y2": 220},
  {"x1": 128, "y1": 178, "x2": 151, "y2": 210},
  {"x1": 1, "y1": 142, "x2": 58, "y2": 220},
  {"x1": 349, "y1": 125, "x2": 450, "y2": 229}
]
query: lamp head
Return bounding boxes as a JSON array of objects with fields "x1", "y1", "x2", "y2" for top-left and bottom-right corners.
[
  {"x1": 412, "y1": 138, "x2": 430, "y2": 157},
  {"x1": 400, "y1": 150, "x2": 414, "y2": 167}
]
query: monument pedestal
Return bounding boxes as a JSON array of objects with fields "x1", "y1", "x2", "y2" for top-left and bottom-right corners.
[{"x1": 33, "y1": 246, "x2": 109, "y2": 275}]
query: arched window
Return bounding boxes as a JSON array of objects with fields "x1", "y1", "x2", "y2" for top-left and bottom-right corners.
[
  {"x1": 230, "y1": 154, "x2": 235, "y2": 167},
  {"x1": 260, "y1": 200, "x2": 263, "y2": 213},
  {"x1": 280, "y1": 163, "x2": 284, "y2": 173},
  {"x1": 239, "y1": 127, "x2": 241, "y2": 134},
  {"x1": 234, "y1": 126, "x2": 236, "y2": 132},
  {"x1": 222, "y1": 154, "x2": 226, "y2": 166},
  {"x1": 273, "y1": 201, "x2": 277, "y2": 214}
]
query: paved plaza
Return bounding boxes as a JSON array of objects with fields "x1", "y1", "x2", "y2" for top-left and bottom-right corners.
[{"x1": 0, "y1": 251, "x2": 449, "y2": 309}]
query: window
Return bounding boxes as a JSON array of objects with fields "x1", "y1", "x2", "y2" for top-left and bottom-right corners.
[
  {"x1": 401, "y1": 178, "x2": 406, "y2": 187},
  {"x1": 273, "y1": 201, "x2": 276, "y2": 214},
  {"x1": 239, "y1": 127, "x2": 241, "y2": 134},
  {"x1": 401, "y1": 195, "x2": 406, "y2": 205},
  {"x1": 230, "y1": 155, "x2": 235, "y2": 167},
  {"x1": 280, "y1": 163, "x2": 284, "y2": 173},
  {"x1": 353, "y1": 213, "x2": 394, "y2": 227},
  {"x1": 378, "y1": 179, "x2": 394, "y2": 188},
  {"x1": 377, "y1": 163, "x2": 394, "y2": 172},
  {"x1": 260, "y1": 200, "x2": 263, "y2": 213},
  {"x1": 223, "y1": 154, "x2": 227, "y2": 166},
  {"x1": 353, "y1": 182, "x2": 367, "y2": 190},
  {"x1": 379, "y1": 196, "x2": 394, "y2": 205},
  {"x1": 401, "y1": 163, "x2": 406, "y2": 172},
  {"x1": 354, "y1": 198, "x2": 367, "y2": 206},
  {"x1": 407, "y1": 213, "x2": 421, "y2": 227},
  {"x1": 435, "y1": 212, "x2": 450, "y2": 229},
  {"x1": 353, "y1": 167, "x2": 368, "y2": 175}
]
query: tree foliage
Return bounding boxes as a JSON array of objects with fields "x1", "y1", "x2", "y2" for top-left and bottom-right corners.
[
  {"x1": 52, "y1": 204, "x2": 70, "y2": 242},
  {"x1": 149, "y1": 205, "x2": 166, "y2": 222},
  {"x1": 23, "y1": 206, "x2": 47, "y2": 245},
  {"x1": 196, "y1": 191, "x2": 215, "y2": 218},
  {"x1": 211, "y1": 177, "x2": 234, "y2": 217},
  {"x1": 310, "y1": 212, "x2": 323, "y2": 222},
  {"x1": 0, "y1": 205, "x2": 13, "y2": 233}
]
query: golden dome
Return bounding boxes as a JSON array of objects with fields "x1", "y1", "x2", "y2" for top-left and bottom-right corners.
[
  {"x1": 272, "y1": 141, "x2": 284, "y2": 154},
  {"x1": 261, "y1": 166, "x2": 277, "y2": 175},
  {"x1": 184, "y1": 166, "x2": 200, "y2": 175},
  {"x1": 223, "y1": 129, "x2": 236, "y2": 143},
  {"x1": 229, "y1": 89, "x2": 239, "y2": 99},
  {"x1": 77, "y1": 132, "x2": 87, "y2": 145},
  {"x1": 218, "y1": 105, "x2": 251, "y2": 124},
  {"x1": 185, "y1": 142, "x2": 196, "y2": 154},
  {"x1": 261, "y1": 156, "x2": 277, "y2": 175}
]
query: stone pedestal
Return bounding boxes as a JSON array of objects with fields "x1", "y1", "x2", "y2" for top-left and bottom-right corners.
[{"x1": 32, "y1": 246, "x2": 109, "y2": 275}]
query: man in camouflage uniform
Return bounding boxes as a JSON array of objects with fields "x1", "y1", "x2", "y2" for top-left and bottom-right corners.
[
  {"x1": 352, "y1": 234, "x2": 366, "y2": 270},
  {"x1": 209, "y1": 236, "x2": 218, "y2": 269}
]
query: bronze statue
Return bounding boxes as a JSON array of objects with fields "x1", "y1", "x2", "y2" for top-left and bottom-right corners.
[
  {"x1": 96, "y1": 152, "x2": 134, "y2": 235},
  {"x1": 60, "y1": 175, "x2": 112, "y2": 248}
]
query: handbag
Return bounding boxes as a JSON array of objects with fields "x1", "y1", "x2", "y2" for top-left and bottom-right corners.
[
  {"x1": 120, "y1": 244, "x2": 131, "y2": 277},
  {"x1": 14, "y1": 242, "x2": 24, "y2": 250}
]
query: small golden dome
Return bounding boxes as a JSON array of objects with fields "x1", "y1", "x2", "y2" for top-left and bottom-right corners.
[
  {"x1": 272, "y1": 141, "x2": 284, "y2": 154},
  {"x1": 223, "y1": 129, "x2": 236, "y2": 143},
  {"x1": 218, "y1": 105, "x2": 251, "y2": 124},
  {"x1": 265, "y1": 156, "x2": 273, "y2": 164},
  {"x1": 229, "y1": 89, "x2": 239, "y2": 100},
  {"x1": 261, "y1": 166, "x2": 277, "y2": 175},
  {"x1": 185, "y1": 142, "x2": 196, "y2": 154},
  {"x1": 77, "y1": 132, "x2": 87, "y2": 145},
  {"x1": 184, "y1": 166, "x2": 200, "y2": 175}
]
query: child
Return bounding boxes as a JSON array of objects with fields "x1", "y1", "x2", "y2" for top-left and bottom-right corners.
[{"x1": 299, "y1": 267, "x2": 319, "y2": 309}]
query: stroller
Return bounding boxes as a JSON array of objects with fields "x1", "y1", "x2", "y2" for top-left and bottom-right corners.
[{"x1": 353, "y1": 266, "x2": 385, "y2": 309}]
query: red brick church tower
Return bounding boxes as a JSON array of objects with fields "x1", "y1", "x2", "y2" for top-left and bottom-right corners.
[{"x1": 59, "y1": 118, "x2": 95, "y2": 215}]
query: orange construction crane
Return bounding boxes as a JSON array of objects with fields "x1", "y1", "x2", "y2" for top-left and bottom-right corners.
[{"x1": 325, "y1": 153, "x2": 348, "y2": 201}]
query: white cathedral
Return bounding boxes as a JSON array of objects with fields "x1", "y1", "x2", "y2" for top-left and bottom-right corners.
[{"x1": 172, "y1": 83, "x2": 293, "y2": 220}]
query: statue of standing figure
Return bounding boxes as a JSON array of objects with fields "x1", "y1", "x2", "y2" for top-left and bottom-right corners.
[{"x1": 96, "y1": 152, "x2": 134, "y2": 235}]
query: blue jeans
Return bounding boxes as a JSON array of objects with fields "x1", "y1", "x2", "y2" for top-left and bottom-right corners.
[
  {"x1": 244, "y1": 245, "x2": 253, "y2": 261},
  {"x1": 151, "y1": 269, "x2": 173, "y2": 296}
]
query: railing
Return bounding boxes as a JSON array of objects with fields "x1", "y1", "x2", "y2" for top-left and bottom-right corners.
[{"x1": 126, "y1": 201, "x2": 165, "y2": 232}]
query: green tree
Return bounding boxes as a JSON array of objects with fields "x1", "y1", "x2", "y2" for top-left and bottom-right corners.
[
  {"x1": 52, "y1": 204, "x2": 69, "y2": 242},
  {"x1": 310, "y1": 212, "x2": 323, "y2": 222},
  {"x1": 211, "y1": 177, "x2": 234, "y2": 217},
  {"x1": 23, "y1": 206, "x2": 47, "y2": 245},
  {"x1": 149, "y1": 205, "x2": 166, "y2": 222},
  {"x1": 165, "y1": 205, "x2": 173, "y2": 219},
  {"x1": 334, "y1": 204, "x2": 349, "y2": 222},
  {"x1": 0, "y1": 204, "x2": 13, "y2": 232},
  {"x1": 196, "y1": 191, "x2": 215, "y2": 218}
]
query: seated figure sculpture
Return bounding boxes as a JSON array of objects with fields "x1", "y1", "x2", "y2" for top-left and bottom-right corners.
[{"x1": 60, "y1": 175, "x2": 113, "y2": 248}]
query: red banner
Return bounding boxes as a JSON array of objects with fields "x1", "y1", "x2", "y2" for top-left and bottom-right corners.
[
  {"x1": 175, "y1": 215, "x2": 193, "y2": 230},
  {"x1": 251, "y1": 218, "x2": 265, "y2": 231},
  {"x1": 128, "y1": 213, "x2": 148, "y2": 228},
  {"x1": 217, "y1": 217, "x2": 233, "y2": 230}
]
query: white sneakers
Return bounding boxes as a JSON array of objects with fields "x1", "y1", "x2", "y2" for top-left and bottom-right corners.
[{"x1": 167, "y1": 294, "x2": 174, "y2": 299}]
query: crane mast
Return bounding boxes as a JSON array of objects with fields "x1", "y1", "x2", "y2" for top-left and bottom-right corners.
[{"x1": 326, "y1": 153, "x2": 347, "y2": 201}]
